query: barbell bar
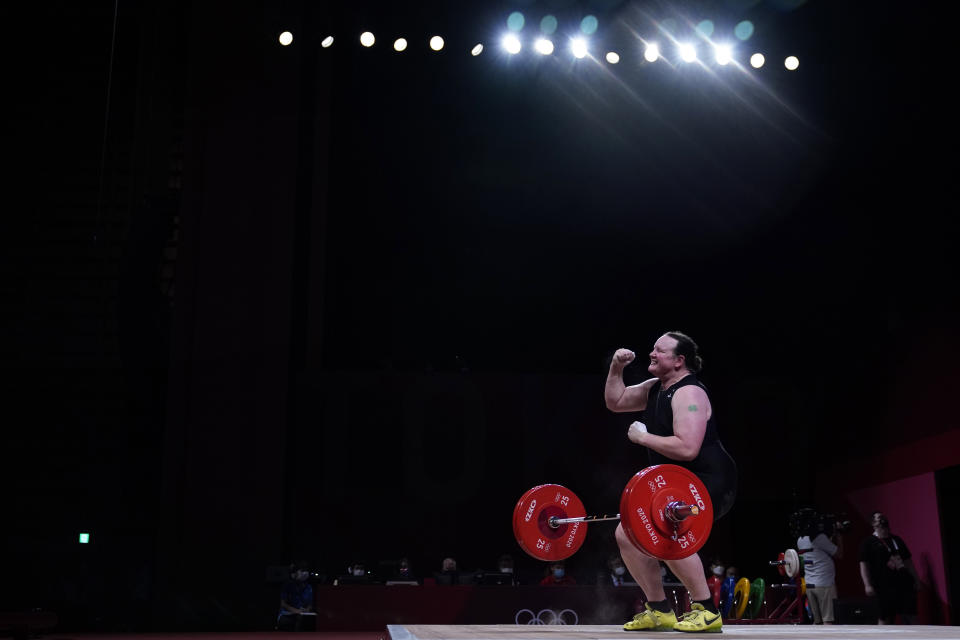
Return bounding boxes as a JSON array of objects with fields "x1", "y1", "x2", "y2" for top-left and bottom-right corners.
[
  {"x1": 548, "y1": 502, "x2": 699, "y2": 528},
  {"x1": 513, "y1": 464, "x2": 713, "y2": 562}
]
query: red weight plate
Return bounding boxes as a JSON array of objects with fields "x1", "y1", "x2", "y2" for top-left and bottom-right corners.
[
  {"x1": 777, "y1": 552, "x2": 786, "y2": 576},
  {"x1": 619, "y1": 464, "x2": 713, "y2": 560},
  {"x1": 512, "y1": 486, "x2": 537, "y2": 554},
  {"x1": 513, "y1": 484, "x2": 587, "y2": 562},
  {"x1": 707, "y1": 575, "x2": 723, "y2": 607}
]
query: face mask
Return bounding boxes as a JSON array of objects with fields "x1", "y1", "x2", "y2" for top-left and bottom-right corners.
[
  {"x1": 712, "y1": 566, "x2": 724, "y2": 576},
  {"x1": 553, "y1": 569, "x2": 565, "y2": 579},
  {"x1": 614, "y1": 566, "x2": 626, "y2": 576},
  {"x1": 352, "y1": 569, "x2": 364, "y2": 577},
  {"x1": 500, "y1": 567, "x2": 513, "y2": 574}
]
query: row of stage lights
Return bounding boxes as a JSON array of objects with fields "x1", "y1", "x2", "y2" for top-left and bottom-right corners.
[{"x1": 278, "y1": 30, "x2": 800, "y2": 70}]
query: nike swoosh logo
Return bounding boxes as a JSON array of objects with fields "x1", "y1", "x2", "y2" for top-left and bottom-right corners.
[{"x1": 704, "y1": 614, "x2": 721, "y2": 625}]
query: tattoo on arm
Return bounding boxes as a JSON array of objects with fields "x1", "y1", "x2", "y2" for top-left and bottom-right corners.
[{"x1": 687, "y1": 405, "x2": 698, "y2": 412}]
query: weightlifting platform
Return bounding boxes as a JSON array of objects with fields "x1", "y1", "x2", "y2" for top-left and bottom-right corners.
[{"x1": 387, "y1": 624, "x2": 959, "y2": 640}]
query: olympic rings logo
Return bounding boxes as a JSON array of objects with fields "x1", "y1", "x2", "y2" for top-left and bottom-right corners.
[{"x1": 514, "y1": 609, "x2": 579, "y2": 625}]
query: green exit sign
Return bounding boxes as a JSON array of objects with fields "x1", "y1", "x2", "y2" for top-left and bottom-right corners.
[{"x1": 79, "y1": 532, "x2": 90, "y2": 544}]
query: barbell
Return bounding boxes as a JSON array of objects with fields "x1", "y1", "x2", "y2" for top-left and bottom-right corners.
[
  {"x1": 513, "y1": 464, "x2": 713, "y2": 562},
  {"x1": 769, "y1": 548, "x2": 802, "y2": 578}
]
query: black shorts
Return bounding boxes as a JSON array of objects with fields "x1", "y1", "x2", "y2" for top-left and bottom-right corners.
[
  {"x1": 650, "y1": 443, "x2": 737, "y2": 522},
  {"x1": 699, "y1": 466, "x2": 737, "y2": 521}
]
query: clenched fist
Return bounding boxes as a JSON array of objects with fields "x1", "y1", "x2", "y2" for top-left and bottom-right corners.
[
  {"x1": 611, "y1": 348, "x2": 635, "y2": 369},
  {"x1": 627, "y1": 421, "x2": 648, "y2": 445}
]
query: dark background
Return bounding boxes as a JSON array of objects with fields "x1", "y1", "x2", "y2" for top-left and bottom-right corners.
[{"x1": 4, "y1": 0, "x2": 958, "y2": 632}]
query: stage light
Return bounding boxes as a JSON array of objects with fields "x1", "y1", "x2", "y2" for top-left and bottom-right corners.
[
  {"x1": 580, "y1": 15, "x2": 598, "y2": 35},
  {"x1": 785, "y1": 55, "x2": 799, "y2": 70},
  {"x1": 541, "y1": 15, "x2": 558, "y2": 35},
  {"x1": 644, "y1": 43, "x2": 660, "y2": 62},
  {"x1": 394, "y1": 38, "x2": 407, "y2": 52},
  {"x1": 360, "y1": 32, "x2": 375, "y2": 47},
  {"x1": 715, "y1": 44, "x2": 733, "y2": 65},
  {"x1": 321, "y1": 36, "x2": 334, "y2": 48},
  {"x1": 750, "y1": 53, "x2": 765, "y2": 68},
  {"x1": 472, "y1": 43, "x2": 484, "y2": 56},
  {"x1": 502, "y1": 33, "x2": 522, "y2": 54},
  {"x1": 571, "y1": 37, "x2": 588, "y2": 59},
  {"x1": 606, "y1": 51, "x2": 620, "y2": 64},
  {"x1": 430, "y1": 36, "x2": 444, "y2": 51},
  {"x1": 79, "y1": 532, "x2": 90, "y2": 544},
  {"x1": 534, "y1": 38, "x2": 554, "y2": 55},
  {"x1": 679, "y1": 43, "x2": 697, "y2": 62},
  {"x1": 735, "y1": 20, "x2": 755, "y2": 41},
  {"x1": 278, "y1": 31, "x2": 293, "y2": 46}
]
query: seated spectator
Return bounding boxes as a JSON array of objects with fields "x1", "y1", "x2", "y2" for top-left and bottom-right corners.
[
  {"x1": 706, "y1": 558, "x2": 726, "y2": 608},
  {"x1": 434, "y1": 557, "x2": 464, "y2": 585},
  {"x1": 276, "y1": 562, "x2": 314, "y2": 631},
  {"x1": 497, "y1": 554, "x2": 515, "y2": 576},
  {"x1": 474, "y1": 554, "x2": 518, "y2": 585},
  {"x1": 385, "y1": 557, "x2": 419, "y2": 584},
  {"x1": 605, "y1": 553, "x2": 635, "y2": 586},
  {"x1": 336, "y1": 563, "x2": 373, "y2": 585},
  {"x1": 398, "y1": 557, "x2": 416, "y2": 581},
  {"x1": 540, "y1": 560, "x2": 576, "y2": 586},
  {"x1": 662, "y1": 562, "x2": 680, "y2": 585}
]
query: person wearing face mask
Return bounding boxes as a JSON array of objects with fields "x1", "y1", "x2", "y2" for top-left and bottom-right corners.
[
  {"x1": 335, "y1": 562, "x2": 373, "y2": 585},
  {"x1": 859, "y1": 512, "x2": 921, "y2": 624},
  {"x1": 706, "y1": 561, "x2": 725, "y2": 608},
  {"x1": 540, "y1": 560, "x2": 576, "y2": 586},
  {"x1": 474, "y1": 555, "x2": 517, "y2": 586},
  {"x1": 276, "y1": 562, "x2": 314, "y2": 631},
  {"x1": 495, "y1": 554, "x2": 518, "y2": 585},
  {"x1": 386, "y1": 557, "x2": 419, "y2": 585},
  {"x1": 607, "y1": 554, "x2": 635, "y2": 586},
  {"x1": 605, "y1": 332, "x2": 737, "y2": 633}
]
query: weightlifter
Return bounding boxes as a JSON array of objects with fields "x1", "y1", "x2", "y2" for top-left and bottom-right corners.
[{"x1": 605, "y1": 331, "x2": 737, "y2": 633}]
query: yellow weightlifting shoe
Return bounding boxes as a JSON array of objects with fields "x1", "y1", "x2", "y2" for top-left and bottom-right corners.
[
  {"x1": 624, "y1": 603, "x2": 678, "y2": 631},
  {"x1": 673, "y1": 603, "x2": 723, "y2": 633}
]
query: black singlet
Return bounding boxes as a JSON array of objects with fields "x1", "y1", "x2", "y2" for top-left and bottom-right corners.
[{"x1": 642, "y1": 374, "x2": 737, "y2": 521}]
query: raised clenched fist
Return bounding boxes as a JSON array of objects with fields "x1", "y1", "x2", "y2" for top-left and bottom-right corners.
[{"x1": 612, "y1": 348, "x2": 635, "y2": 368}]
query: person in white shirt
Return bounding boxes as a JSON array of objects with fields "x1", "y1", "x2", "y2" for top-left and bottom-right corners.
[{"x1": 797, "y1": 524, "x2": 844, "y2": 624}]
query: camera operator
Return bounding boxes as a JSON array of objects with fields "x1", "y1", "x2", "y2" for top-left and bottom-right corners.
[{"x1": 796, "y1": 510, "x2": 844, "y2": 625}]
